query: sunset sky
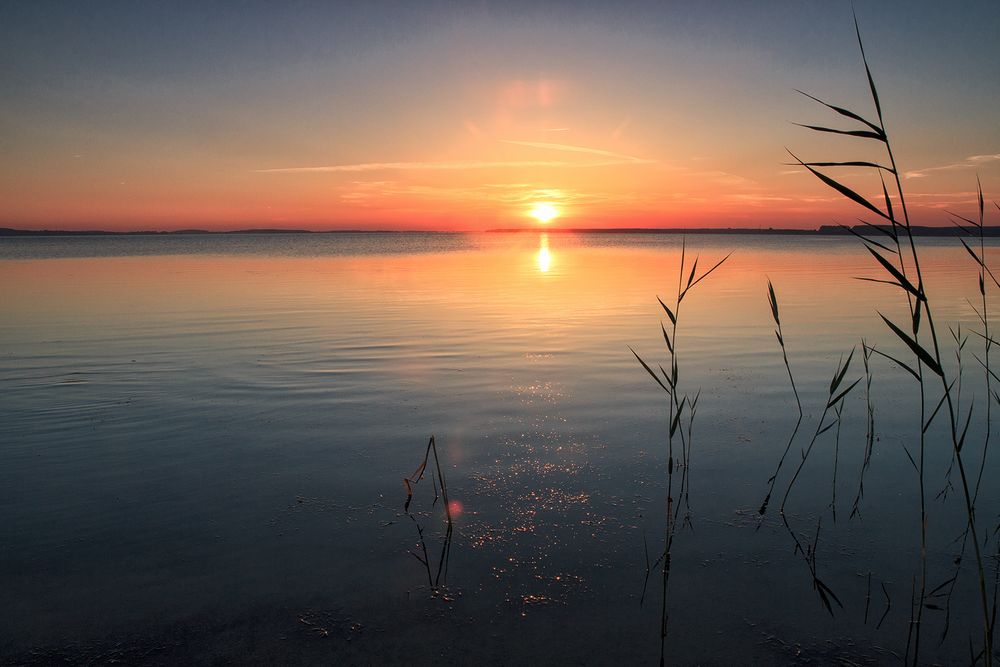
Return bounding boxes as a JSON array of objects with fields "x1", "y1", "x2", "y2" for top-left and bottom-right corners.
[{"x1": 1, "y1": 1, "x2": 998, "y2": 231}]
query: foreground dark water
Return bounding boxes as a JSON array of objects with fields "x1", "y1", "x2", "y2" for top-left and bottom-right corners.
[{"x1": 1, "y1": 232, "x2": 997, "y2": 664}]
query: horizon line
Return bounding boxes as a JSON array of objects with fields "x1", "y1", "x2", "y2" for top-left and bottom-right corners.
[{"x1": 2, "y1": 224, "x2": 994, "y2": 238}]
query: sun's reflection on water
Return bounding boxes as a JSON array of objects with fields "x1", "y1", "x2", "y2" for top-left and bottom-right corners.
[{"x1": 536, "y1": 233, "x2": 552, "y2": 273}]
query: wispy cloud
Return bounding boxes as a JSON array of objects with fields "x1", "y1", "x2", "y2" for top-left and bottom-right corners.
[
  {"x1": 500, "y1": 139, "x2": 653, "y2": 164},
  {"x1": 905, "y1": 153, "x2": 1000, "y2": 179},
  {"x1": 257, "y1": 139, "x2": 657, "y2": 174},
  {"x1": 255, "y1": 159, "x2": 629, "y2": 174},
  {"x1": 726, "y1": 194, "x2": 795, "y2": 204},
  {"x1": 690, "y1": 169, "x2": 758, "y2": 188}
]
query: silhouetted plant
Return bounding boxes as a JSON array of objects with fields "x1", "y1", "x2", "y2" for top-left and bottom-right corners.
[
  {"x1": 631, "y1": 240, "x2": 729, "y2": 666},
  {"x1": 787, "y1": 13, "x2": 994, "y2": 663}
]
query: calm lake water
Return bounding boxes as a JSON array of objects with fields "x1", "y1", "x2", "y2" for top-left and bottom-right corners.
[{"x1": 1, "y1": 232, "x2": 998, "y2": 664}]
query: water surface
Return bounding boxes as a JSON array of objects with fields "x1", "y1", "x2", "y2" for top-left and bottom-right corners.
[{"x1": 1, "y1": 232, "x2": 997, "y2": 664}]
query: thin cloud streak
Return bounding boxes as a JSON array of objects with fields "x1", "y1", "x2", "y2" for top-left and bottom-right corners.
[
  {"x1": 255, "y1": 157, "x2": 653, "y2": 173},
  {"x1": 257, "y1": 139, "x2": 657, "y2": 174},
  {"x1": 257, "y1": 160, "x2": 572, "y2": 173},
  {"x1": 905, "y1": 153, "x2": 1000, "y2": 179},
  {"x1": 500, "y1": 139, "x2": 652, "y2": 163}
]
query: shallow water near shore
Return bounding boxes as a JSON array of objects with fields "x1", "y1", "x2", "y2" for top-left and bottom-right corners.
[{"x1": 2, "y1": 232, "x2": 998, "y2": 664}]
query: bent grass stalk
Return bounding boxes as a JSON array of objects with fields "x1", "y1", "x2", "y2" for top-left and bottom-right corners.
[{"x1": 403, "y1": 436, "x2": 454, "y2": 590}]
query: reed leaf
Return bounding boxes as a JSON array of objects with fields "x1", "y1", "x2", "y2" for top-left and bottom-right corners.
[
  {"x1": 795, "y1": 89, "x2": 885, "y2": 136},
  {"x1": 854, "y1": 13, "x2": 883, "y2": 123},
  {"x1": 657, "y1": 297, "x2": 677, "y2": 325},
  {"x1": 956, "y1": 402, "x2": 974, "y2": 453},
  {"x1": 840, "y1": 225, "x2": 894, "y2": 254},
  {"x1": 865, "y1": 245, "x2": 923, "y2": 301},
  {"x1": 793, "y1": 123, "x2": 886, "y2": 141},
  {"x1": 977, "y1": 175, "x2": 984, "y2": 219},
  {"x1": 681, "y1": 252, "x2": 733, "y2": 298},
  {"x1": 960, "y1": 238, "x2": 984, "y2": 267},
  {"x1": 661, "y1": 323, "x2": 674, "y2": 354},
  {"x1": 902, "y1": 443, "x2": 918, "y2": 473},
  {"x1": 669, "y1": 403, "x2": 683, "y2": 437},
  {"x1": 869, "y1": 346, "x2": 921, "y2": 382},
  {"x1": 879, "y1": 313, "x2": 943, "y2": 376},
  {"x1": 797, "y1": 159, "x2": 891, "y2": 171},
  {"x1": 828, "y1": 377, "x2": 862, "y2": 408},
  {"x1": 950, "y1": 211, "x2": 980, "y2": 230},
  {"x1": 830, "y1": 348, "x2": 856, "y2": 395},
  {"x1": 789, "y1": 151, "x2": 890, "y2": 221},
  {"x1": 817, "y1": 420, "x2": 838, "y2": 437},
  {"x1": 927, "y1": 577, "x2": 958, "y2": 598},
  {"x1": 860, "y1": 217, "x2": 897, "y2": 242},
  {"x1": 767, "y1": 279, "x2": 780, "y2": 325},
  {"x1": 630, "y1": 346, "x2": 671, "y2": 394},
  {"x1": 856, "y1": 276, "x2": 906, "y2": 289},
  {"x1": 957, "y1": 237, "x2": 1000, "y2": 290},
  {"x1": 658, "y1": 364, "x2": 674, "y2": 390},
  {"x1": 879, "y1": 173, "x2": 895, "y2": 226},
  {"x1": 922, "y1": 381, "x2": 956, "y2": 434}
]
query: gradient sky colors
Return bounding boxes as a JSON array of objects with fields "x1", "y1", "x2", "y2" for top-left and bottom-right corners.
[{"x1": 1, "y1": 1, "x2": 998, "y2": 231}]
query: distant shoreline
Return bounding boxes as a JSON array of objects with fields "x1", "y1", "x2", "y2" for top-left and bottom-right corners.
[{"x1": 1, "y1": 225, "x2": 997, "y2": 237}]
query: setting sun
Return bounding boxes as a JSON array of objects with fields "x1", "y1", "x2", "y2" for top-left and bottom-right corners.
[{"x1": 529, "y1": 203, "x2": 559, "y2": 224}]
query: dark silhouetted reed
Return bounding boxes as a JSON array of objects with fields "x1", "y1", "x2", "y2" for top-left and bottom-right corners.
[
  {"x1": 787, "y1": 13, "x2": 994, "y2": 663},
  {"x1": 631, "y1": 240, "x2": 729, "y2": 666}
]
